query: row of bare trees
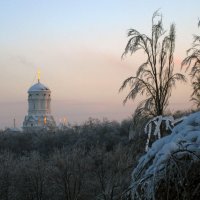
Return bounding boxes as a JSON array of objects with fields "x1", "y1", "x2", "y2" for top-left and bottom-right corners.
[
  {"x1": 0, "y1": 147, "x2": 133, "y2": 200},
  {"x1": 0, "y1": 118, "x2": 146, "y2": 200}
]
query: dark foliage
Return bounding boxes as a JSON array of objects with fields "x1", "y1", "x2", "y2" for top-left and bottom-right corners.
[{"x1": 155, "y1": 159, "x2": 200, "y2": 200}]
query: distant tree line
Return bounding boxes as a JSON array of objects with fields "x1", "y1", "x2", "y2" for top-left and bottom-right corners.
[{"x1": 0, "y1": 118, "x2": 146, "y2": 200}]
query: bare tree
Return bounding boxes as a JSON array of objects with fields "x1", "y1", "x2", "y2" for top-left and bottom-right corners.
[
  {"x1": 89, "y1": 145, "x2": 132, "y2": 200},
  {"x1": 14, "y1": 152, "x2": 48, "y2": 200},
  {"x1": 48, "y1": 148, "x2": 87, "y2": 200},
  {"x1": 120, "y1": 11, "x2": 186, "y2": 119},
  {"x1": 0, "y1": 152, "x2": 15, "y2": 200},
  {"x1": 182, "y1": 20, "x2": 200, "y2": 107}
]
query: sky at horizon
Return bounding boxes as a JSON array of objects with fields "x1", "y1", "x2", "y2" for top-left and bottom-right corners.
[{"x1": 0, "y1": 0, "x2": 199, "y2": 129}]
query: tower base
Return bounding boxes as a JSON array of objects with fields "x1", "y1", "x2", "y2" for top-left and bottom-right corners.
[{"x1": 23, "y1": 115, "x2": 56, "y2": 133}]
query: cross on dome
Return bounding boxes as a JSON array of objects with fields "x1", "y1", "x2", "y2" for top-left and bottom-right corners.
[{"x1": 37, "y1": 69, "x2": 41, "y2": 83}]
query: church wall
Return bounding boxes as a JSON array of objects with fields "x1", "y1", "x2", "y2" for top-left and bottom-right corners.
[{"x1": 28, "y1": 91, "x2": 51, "y2": 115}]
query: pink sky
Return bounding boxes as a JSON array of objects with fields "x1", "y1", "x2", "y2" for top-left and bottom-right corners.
[{"x1": 0, "y1": 0, "x2": 198, "y2": 129}]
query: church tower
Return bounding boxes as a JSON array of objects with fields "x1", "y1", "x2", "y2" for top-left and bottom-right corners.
[{"x1": 23, "y1": 71, "x2": 56, "y2": 132}]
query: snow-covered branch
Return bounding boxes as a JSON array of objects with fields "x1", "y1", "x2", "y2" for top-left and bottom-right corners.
[
  {"x1": 130, "y1": 111, "x2": 200, "y2": 200},
  {"x1": 145, "y1": 115, "x2": 186, "y2": 151}
]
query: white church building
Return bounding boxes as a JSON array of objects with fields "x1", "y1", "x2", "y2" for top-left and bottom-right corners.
[{"x1": 23, "y1": 72, "x2": 56, "y2": 132}]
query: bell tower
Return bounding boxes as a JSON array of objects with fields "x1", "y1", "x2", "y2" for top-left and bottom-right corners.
[{"x1": 23, "y1": 70, "x2": 56, "y2": 132}]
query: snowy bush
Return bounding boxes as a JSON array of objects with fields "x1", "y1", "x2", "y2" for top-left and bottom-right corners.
[{"x1": 129, "y1": 111, "x2": 200, "y2": 200}]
